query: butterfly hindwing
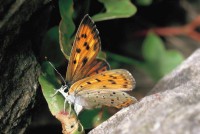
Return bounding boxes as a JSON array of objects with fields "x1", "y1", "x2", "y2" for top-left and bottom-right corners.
[
  {"x1": 76, "y1": 90, "x2": 137, "y2": 109},
  {"x1": 66, "y1": 15, "x2": 102, "y2": 84},
  {"x1": 69, "y1": 69, "x2": 135, "y2": 94}
]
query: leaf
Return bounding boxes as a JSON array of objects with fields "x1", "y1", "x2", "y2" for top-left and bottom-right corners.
[
  {"x1": 97, "y1": 51, "x2": 107, "y2": 60},
  {"x1": 160, "y1": 50, "x2": 184, "y2": 76},
  {"x1": 59, "y1": 0, "x2": 75, "y2": 60},
  {"x1": 141, "y1": 32, "x2": 184, "y2": 80},
  {"x1": 39, "y1": 62, "x2": 84, "y2": 134},
  {"x1": 142, "y1": 32, "x2": 165, "y2": 63},
  {"x1": 106, "y1": 52, "x2": 144, "y2": 68},
  {"x1": 79, "y1": 108, "x2": 110, "y2": 129},
  {"x1": 136, "y1": 0, "x2": 153, "y2": 6},
  {"x1": 40, "y1": 26, "x2": 65, "y2": 67},
  {"x1": 92, "y1": 0, "x2": 137, "y2": 22},
  {"x1": 39, "y1": 61, "x2": 66, "y2": 114}
]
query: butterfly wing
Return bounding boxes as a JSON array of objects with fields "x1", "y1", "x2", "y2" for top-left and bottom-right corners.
[
  {"x1": 66, "y1": 14, "x2": 107, "y2": 84},
  {"x1": 84, "y1": 59, "x2": 110, "y2": 77},
  {"x1": 75, "y1": 90, "x2": 137, "y2": 109},
  {"x1": 69, "y1": 69, "x2": 135, "y2": 94}
]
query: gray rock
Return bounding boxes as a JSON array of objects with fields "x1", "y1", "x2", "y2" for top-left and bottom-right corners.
[{"x1": 89, "y1": 49, "x2": 200, "y2": 134}]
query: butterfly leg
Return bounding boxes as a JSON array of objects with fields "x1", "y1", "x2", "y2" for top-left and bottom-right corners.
[
  {"x1": 98, "y1": 106, "x2": 105, "y2": 119},
  {"x1": 64, "y1": 98, "x2": 67, "y2": 112},
  {"x1": 67, "y1": 101, "x2": 72, "y2": 117}
]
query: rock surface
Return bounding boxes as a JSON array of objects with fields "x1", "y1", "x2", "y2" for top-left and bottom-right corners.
[
  {"x1": 0, "y1": 0, "x2": 51, "y2": 133},
  {"x1": 89, "y1": 49, "x2": 200, "y2": 134}
]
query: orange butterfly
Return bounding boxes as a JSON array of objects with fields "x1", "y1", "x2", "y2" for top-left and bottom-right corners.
[{"x1": 54, "y1": 14, "x2": 137, "y2": 116}]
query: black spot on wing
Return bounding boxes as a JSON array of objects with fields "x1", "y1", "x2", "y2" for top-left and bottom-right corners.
[
  {"x1": 86, "y1": 45, "x2": 90, "y2": 50},
  {"x1": 112, "y1": 81, "x2": 116, "y2": 84},
  {"x1": 108, "y1": 79, "x2": 116, "y2": 84},
  {"x1": 76, "y1": 48, "x2": 81, "y2": 53},
  {"x1": 95, "y1": 78, "x2": 101, "y2": 82},
  {"x1": 87, "y1": 82, "x2": 91, "y2": 84},
  {"x1": 123, "y1": 85, "x2": 128, "y2": 88},
  {"x1": 84, "y1": 42, "x2": 88, "y2": 46},
  {"x1": 82, "y1": 57, "x2": 88, "y2": 66},
  {"x1": 81, "y1": 34, "x2": 87, "y2": 38}
]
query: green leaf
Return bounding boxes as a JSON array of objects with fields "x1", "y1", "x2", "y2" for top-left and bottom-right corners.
[
  {"x1": 97, "y1": 51, "x2": 107, "y2": 60},
  {"x1": 136, "y1": 0, "x2": 153, "y2": 6},
  {"x1": 141, "y1": 32, "x2": 184, "y2": 80},
  {"x1": 59, "y1": 0, "x2": 75, "y2": 60},
  {"x1": 160, "y1": 50, "x2": 184, "y2": 76},
  {"x1": 92, "y1": 0, "x2": 137, "y2": 22},
  {"x1": 59, "y1": 0, "x2": 75, "y2": 35},
  {"x1": 39, "y1": 61, "x2": 67, "y2": 114},
  {"x1": 142, "y1": 32, "x2": 165, "y2": 63},
  {"x1": 106, "y1": 52, "x2": 144, "y2": 68},
  {"x1": 79, "y1": 108, "x2": 110, "y2": 129},
  {"x1": 40, "y1": 26, "x2": 65, "y2": 67}
]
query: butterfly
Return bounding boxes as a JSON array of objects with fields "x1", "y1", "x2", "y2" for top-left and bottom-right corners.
[{"x1": 53, "y1": 14, "x2": 137, "y2": 116}]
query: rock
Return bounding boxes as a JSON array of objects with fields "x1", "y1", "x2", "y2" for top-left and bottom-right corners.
[
  {"x1": 89, "y1": 49, "x2": 200, "y2": 134},
  {"x1": 0, "y1": 0, "x2": 51, "y2": 133}
]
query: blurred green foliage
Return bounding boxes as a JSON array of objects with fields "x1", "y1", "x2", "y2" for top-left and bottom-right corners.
[
  {"x1": 59, "y1": 0, "x2": 75, "y2": 60},
  {"x1": 92, "y1": 0, "x2": 137, "y2": 21},
  {"x1": 41, "y1": 26, "x2": 65, "y2": 67},
  {"x1": 39, "y1": 0, "x2": 185, "y2": 132},
  {"x1": 142, "y1": 32, "x2": 184, "y2": 80},
  {"x1": 108, "y1": 32, "x2": 184, "y2": 81},
  {"x1": 136, "y1": 0, "x2": 153, "y2": 6},
  {"x1": 79, "y1": 108, "x2": 110, "y2": 129}
]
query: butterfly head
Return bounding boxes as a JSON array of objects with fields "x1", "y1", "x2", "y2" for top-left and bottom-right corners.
[
  {"x1": 51, "y1": 84, "x2": 68, "y2": 98},
  {"x1": 57, "y1": 85, "x2": 75, "y2": 101},
  {"x1": 57, "y1": 84, "x2": 69, "y2": 95}
]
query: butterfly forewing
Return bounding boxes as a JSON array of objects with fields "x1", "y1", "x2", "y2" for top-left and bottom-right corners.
[
  {"x1": 69, "y1": 69, "x2": 135, "y2": 94},
  {"x1": 66, "y1": 15, "x2": 103, "y2": 84},
  {"x1": 84, "y1": 59, "x2": 110, "y2": 77},
  {"x1": 76, "y1": 90, "x2": 137, "y2": 109}
]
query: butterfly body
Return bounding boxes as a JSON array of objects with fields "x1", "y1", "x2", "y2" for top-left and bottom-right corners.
[{"x1": 54, "y1": 14, "x2": 137, "y2": 116}]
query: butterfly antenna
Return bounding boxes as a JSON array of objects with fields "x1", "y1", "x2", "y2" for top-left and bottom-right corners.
[{"x1": 48, "y1": 61, "x2": 67, "y2": 85}]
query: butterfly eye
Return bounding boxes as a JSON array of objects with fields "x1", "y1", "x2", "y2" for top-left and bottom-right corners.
[{"x1": 64, "y1": 88, "x2": 68, "y2": 93}]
